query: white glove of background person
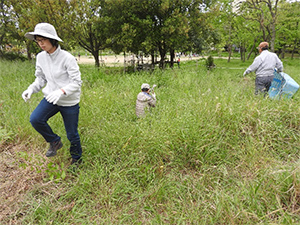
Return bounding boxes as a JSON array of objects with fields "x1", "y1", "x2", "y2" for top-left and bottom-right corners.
[
  {"x1": 46, "y1": 89, "x2": 64, "y2": 104},
  {"x1": 152, "y1": 93, "x2": 156, "y2": 99},
  {"x1": 22, "y1": 89, "x2": 33, "y2": 102}
]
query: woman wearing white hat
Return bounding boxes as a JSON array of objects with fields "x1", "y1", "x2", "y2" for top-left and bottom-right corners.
[
  {"x1": 22, "y1": 23, "x2": 83, "y2": 169},
  {"x1": 136, "y1": 83, "x2": 156, "y2": 118}
]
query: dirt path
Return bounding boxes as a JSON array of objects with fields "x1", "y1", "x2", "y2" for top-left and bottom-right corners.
[{"x1": 77, "y1": 55, "x2": 206, "y2": 66}]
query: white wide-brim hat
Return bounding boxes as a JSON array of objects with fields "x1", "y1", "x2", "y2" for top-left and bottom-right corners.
[
  {"x1": 25, "y1": 23, "x2": 63, "y2": 42},
  {"x1": 141, "y1": 83, "x2": 150, "y2": 89}
]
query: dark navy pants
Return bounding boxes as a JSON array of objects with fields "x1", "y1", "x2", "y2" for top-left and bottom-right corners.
[{"x1": 30, "y1": 98, "x2": 82, "y2": 159}]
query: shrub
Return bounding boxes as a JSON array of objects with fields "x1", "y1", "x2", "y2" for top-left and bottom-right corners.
[
  {"x1": 205, "y1": 55, "x2": 215, "y2": 70},
  {"x1": 0, "y1": 52, "x2": 27, "y2": 61}
]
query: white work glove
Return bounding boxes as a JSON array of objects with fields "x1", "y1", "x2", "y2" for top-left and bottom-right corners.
[
  {"x1": 152, "y1": 93, "x2": 156, "y2": 99},
  {"x1": 243, "y1": 71, "x2": 247, "y2": 77},
  {"x1": 22, "y1": 89, "x2": 33, "y2": 102},
  {"x1": 46, "y1": 89, "x2": 64, "y2": 104}
]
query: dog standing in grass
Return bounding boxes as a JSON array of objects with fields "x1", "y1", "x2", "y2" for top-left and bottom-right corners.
[
  {"x1": 21, "y1": 23, "x2": 83, "y2": 168},
  {"x1": 136, "y1": 83, "x2": 156, "y2": 118}
]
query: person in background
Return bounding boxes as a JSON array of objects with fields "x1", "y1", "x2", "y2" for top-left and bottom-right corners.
[
  {"x1": 21, "y1": 23, "x2": 83, "y2": 169},
  {"x1": 243, "y1": 41, "x2": 283, "y2": 96},
  {"x1": 136, "y1": 83, "x2": 156, "y2": 118}
]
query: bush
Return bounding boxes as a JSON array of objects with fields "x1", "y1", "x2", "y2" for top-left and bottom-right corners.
[
  {"x1": 205, "y1": 55, "x2": 215, "y2": 70},
  {"x1": 0, "y1": 52, "x2": 27, "y2": 61}
]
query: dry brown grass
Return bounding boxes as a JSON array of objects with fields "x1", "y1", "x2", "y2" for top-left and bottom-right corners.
[{"x1": 0, "y1": 143, "x2": 55, "y2": 224}]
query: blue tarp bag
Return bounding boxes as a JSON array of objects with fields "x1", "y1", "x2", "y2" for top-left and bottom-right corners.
[{"x1": 268, "y1": 71, "x2": 299, "y2": 99}]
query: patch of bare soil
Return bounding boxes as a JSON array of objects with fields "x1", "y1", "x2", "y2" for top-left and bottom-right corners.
[
  {"x1": 77, "y1": 55, "x2": 205, "y2": 66},
  {"x1": 0, "y1": 143, "x2": 64, "y2": 224}
]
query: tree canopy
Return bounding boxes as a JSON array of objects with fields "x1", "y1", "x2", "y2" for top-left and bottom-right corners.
[{"x1": 1, "y1": 0, "x2": 300, "y2": 66}]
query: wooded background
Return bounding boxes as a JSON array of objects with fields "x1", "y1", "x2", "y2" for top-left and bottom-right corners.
[{"x1": 1, "y1": 0, "x2": 299, "y2": 67}]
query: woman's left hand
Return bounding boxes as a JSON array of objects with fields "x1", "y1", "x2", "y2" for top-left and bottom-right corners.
[{"x1": 46, "y1": 89, "x2": 64, "y2": 104}]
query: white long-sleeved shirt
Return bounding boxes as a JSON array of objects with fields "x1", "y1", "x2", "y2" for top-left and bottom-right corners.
[
  {"x1": 244, "y1": 50, "x2": 283, "y2": 77},
  {"x1": 28, "y1": 45, "x2": 82, "y2": 106}
]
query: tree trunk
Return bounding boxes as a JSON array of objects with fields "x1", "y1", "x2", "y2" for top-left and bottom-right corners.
[
  {"x1": 159, "y1": 52, "x2": 166, "y2": 69},
  {"x1": 124, "y1": 52, "x2": 126, "y2": 73},
  {"x1": 227, "y1": 44, "x2": 232, "y2": 63},
  {"x1": 270, "y1": 21, "x2": 276, "y2": 52},
  {"x1": 26, "y1": 42, "x2": 32, "y2": 60},
  {"x1": 240, "y1": 42, "x2": 246, "y2": 62},
  {"x1": 170, "y1": 49, "x2": 175, "y2": 68},
  {"x1": 78, "y1": 40, "x2": 100, "y2": 67},
  {"x1": 291, "y1": 39, "x2": 297, "y2": 59},
  {"x1": 247, "y1": 37, "x2": 258, "y2": 60},
  {"x1": 151, "y1": 53, "x2": 155, "y2": 65},
  {"x1": 92, "y1": 50, "x2": 100, "y2": 67},
  {"x1": 158, "y1": 42, "x2": 166, "y2": 69},
  {"x1": 158, "y1": 45, "x2": 166, "y2": 69},
  {"x1": 227, "y1": 22, "x2": 232, "y2": 63}
]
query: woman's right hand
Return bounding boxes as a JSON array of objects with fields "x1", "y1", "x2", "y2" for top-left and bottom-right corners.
[{"x1": 22, "y1": 89, "x2": 33, "y2": 102}]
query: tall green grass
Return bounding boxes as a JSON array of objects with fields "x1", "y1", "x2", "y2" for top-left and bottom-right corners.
[{"x1": 1, "y1": 57, "x2": 300, "y2": 224}]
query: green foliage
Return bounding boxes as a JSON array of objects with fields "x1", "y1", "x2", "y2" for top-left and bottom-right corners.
[
  {"x1": 45, "y1": 162, "x2": 66, "y2": 181},
  {"x1": 2, "y1": 59, "x2": 300, "y2": 224},
  {"x1": 205, "y1": 55, "x2": 215, "y2": 70},
  {"x1": 0, "y1": 126, "x2": 13, "y2": 144},
  {"x1": 2, "y1": 0, "x2": 300, "y2": 67},
  {"x1": 0, "y1": 52, "x2": 27, "y2": 61},
  {"x1": 17, "y1": 151, "x2": 66, "y2": 182},
  {"x1": 3, "y1": 0, "x2": 221, "y2": 67}
]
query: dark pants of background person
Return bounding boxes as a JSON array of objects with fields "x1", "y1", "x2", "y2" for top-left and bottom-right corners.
[
  {"x1": 30, "y1": 98, "x2": 82, "y2": 160},
  {"x1": 255, "y1": 75, "x2": 274, "y2": 97}
]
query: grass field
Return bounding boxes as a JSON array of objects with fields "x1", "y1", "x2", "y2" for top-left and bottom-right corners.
[{"x1": 1, "y1": 57, "x2": 300, "y2": 224}]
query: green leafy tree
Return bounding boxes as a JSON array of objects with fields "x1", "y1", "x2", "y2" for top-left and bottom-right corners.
[
  {"x1": 105, "y1": 0, "x2": 151, "y2": 62},
  {"x1": 237, "y1": 0, "x2": 281, "y2": 52},
  {"x1": 187, "y1": 0, "x2": 221, "y2": 56},
  {"x1": 69, "y1": 0, "x2": 109, "y2": 67},
  {"x1": 276, "y1": 1, "x2": 300, "y2": 58},
  {"x1": 91, "y1": 0, "x2": 221, "y2": 69},
  {"x1": 9, "y1": 0, "x2": 77, "y2": 59},
  {"x1": 210, "y1": 0, "x2": 237, "y2": 61},
  {"x1": 0, "y1": 0, "x2": 22, "y2": 58}
]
